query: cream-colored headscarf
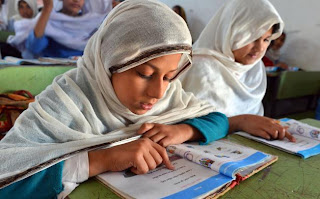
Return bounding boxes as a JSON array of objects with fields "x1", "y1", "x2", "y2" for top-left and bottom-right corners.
[
  {"x1": 180, "y1": 0, "x2": 283, "y2": 117},
  {"x1": 0, "y1": 0, "x2": 214, "y2": 188}
]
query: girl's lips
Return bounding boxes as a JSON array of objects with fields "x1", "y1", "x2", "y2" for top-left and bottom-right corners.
[
  {"x1": 248, "y1": 53, "x2": 258, "y2": 59},
  {"x1": 140, "y1": 103, "x2": 153, "y2": 110}
]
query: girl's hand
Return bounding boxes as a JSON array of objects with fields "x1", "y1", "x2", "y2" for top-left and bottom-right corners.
[
  {"x1": 42, "y1": 0, "x2": 53, "y2": 11},
  {"x1": 137, "y1": 123, "x2": 202, "y2": 147},
  {"x1": 229, "y1": 114, "x2": 296, "y2": 142},
  {"x1": 88, "y1": 138, "x2": 174, "y2": 177}
]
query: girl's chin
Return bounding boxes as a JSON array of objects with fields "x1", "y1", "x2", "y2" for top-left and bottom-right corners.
[{"x1": 130, "y1": 109, "x2": 149, "y2": 115}]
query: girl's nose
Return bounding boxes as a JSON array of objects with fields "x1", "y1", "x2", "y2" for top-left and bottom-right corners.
[{"x1": 147, "y1": 78, "x2": 166, "y2": 99}]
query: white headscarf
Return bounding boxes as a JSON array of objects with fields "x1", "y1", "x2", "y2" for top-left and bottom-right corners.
[
  {"x1": 0, "y1": 0, "x2": 214, "y2": 188},
  {"x1": 0, "y1": 2, "x2": 8, "y2": 30},
  {"x1": 180, "y1": 0, "x2": 284, "y2": 117},
  {"x1": 7, "y1": 0, "x2": 112, "y2": 58},
  {"x1": 11, "y1": 0, "x2": 39, "y2": 20}
]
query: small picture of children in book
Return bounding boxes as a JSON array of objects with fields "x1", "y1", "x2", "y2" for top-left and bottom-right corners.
[
  {"x1": 199, "y1": 158, "x2": 215, "y2": 168},
  {"x1": 310, "y1": 130, "x2": 320, "y2": 139}
]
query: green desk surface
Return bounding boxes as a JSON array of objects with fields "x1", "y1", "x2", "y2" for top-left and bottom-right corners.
[
  {"x1": 0, "y1": 66, "x2": 75, "y2": 95},
  {"x1": 69, "y1": 118, "x2": 320, "y2": 199}
]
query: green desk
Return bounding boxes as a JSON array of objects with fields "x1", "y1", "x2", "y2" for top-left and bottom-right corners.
[
  {"x1": 69, "y1": 118, "x2": 320, "y2": 199},
  {"x1": 0, "y1": 66, "x2": 75, "y2": 95}
]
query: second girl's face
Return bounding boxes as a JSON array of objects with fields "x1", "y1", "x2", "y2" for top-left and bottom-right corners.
[
  {"x1": 61, "y1": 0, "x2": 85, "y2": 16},
  {"x1": 271, "y1": 34, "x2": 286, "y2": 50},
  {"x1": 18, "y1": 1, "x2": 34, "y2": 18},
  {"x1": 232, "y1": 28, "x2": 273, "y2": 65},
  {"x1": 112, "y1": 54, "x2": 182, "y2": 115}
]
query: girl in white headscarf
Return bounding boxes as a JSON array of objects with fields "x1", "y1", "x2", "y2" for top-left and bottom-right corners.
[
  {"x1": 7, "y1": 0, "x2": 113, "y2": 58},
  {"x1": 0, "y1": 0, "x2": 7, "y2": 30},
  {"x1": 180, "y1": 0, "x2": 296, "y2": 141},
  {"x1": 0, "y1": 1, "x2": 229, "y2": 198},
  {"x1": 8, "y1": 0, "x2": 38, "y2": 32}
]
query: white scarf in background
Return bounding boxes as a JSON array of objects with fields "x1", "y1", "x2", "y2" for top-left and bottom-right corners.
[
  {"x1": 0, "y1": 3, "x2": 8, "y2": 30},
  {"x1": 180, "y1": 0, "x2": 284, "y2": 117},
  {"x1": 7, "y1": 0, "x2": 112, "y2": 58},
  {"x1": 0, "y1": 0, "x2": 214, "y2": 188},
  {"x1": 11, "y1": 0, "x2": 39, "y2": 21}
]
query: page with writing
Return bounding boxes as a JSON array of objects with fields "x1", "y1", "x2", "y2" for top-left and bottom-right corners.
[
  {"x1": 97, "y1": 153, "x2": 233, "y2": 199},
  {"x1": 235, "y1": 119, "x2": 320, "y2": 159},
  {"x1": 167, "y1": 139, "x2": 272, "y2": 178}
]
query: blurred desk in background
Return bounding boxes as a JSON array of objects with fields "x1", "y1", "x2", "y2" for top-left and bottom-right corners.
[{"x1": 263, "y1": 71, "x2": 320, "y2": 119}]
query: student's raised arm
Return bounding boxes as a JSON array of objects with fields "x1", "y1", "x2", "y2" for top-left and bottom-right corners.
[{"x1": 34, "y1": 0, "x2": 53, "y2": 38}]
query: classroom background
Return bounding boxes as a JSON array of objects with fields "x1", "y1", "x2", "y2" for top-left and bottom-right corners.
[{"x1": 160, "y1": 0, "x2": 320, "y2": 72}]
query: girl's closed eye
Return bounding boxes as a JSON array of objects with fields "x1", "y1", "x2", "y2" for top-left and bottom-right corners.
[
  {"x1": 264, "y1": 38, "x2": 271, "y2": 43},
  {"x1": 137, "y1": 71, "x2": 153, "y2": 79}
]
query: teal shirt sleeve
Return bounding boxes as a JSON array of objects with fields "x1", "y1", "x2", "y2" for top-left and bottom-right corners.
[
  {"x1": 180, "y1": 112, "x2": 229, "y2": 145},
  {"x1": 0, "y1": 161, "x2": 64, "y2": 199}
]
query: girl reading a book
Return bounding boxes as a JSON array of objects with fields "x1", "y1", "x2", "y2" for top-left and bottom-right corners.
[
  {"x1": 180, "y1": 0, "x2": 296, "y2": 142},
  {"x1": 0, "y1": 1, "x2": 229, "y2": 198},
  {"x1": 7, "y1": 0, "x2": 113, "y2": 58}
]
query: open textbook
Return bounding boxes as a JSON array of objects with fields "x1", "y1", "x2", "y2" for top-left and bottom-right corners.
[
  {"x1": 97, "y1": 139, "x2": 277, "y2": 199},
  {"x1": 236, "y1": 118, "x2": 320, "y2": 159},
  {"x1": 0, "y1": 56, "x2": 78, "y2": 66}
]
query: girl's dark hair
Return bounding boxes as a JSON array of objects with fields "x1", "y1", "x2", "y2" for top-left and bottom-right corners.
[
  {"x1": 269, "y1": 23, "x2": 286, "y2": 48},
  {"x1": 1, "y1": 0, "x2": 5, "y2": 5},
  {"x1": 272, "y1": 23, "x2": 280, "y2": 34}
]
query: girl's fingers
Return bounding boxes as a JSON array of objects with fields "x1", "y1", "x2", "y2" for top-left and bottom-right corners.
[
  {"x1": 255, "y1": 130, "x2": 271, "y2": 140},
  {"x1": 131, "y1": 155, "x2": 149, "y2": 174},
  {"x1": 285, "y1": 131, "x2": 296, "y2": 142},
  {"x1": 153, "y1": 143, "x2": 174, "y2": 170},
  {"x1": 137, "y1": 123, "x2": 155, "y2": 135},
  {"x1": 149, "y1": 147, "x2": 164, "y2": 166},
  {"x1": 143, "y1": 153, "x2": 158, "y2": 171},
  {"x1": 149, "y1": 133, "x2": 166, "y2": 143}
]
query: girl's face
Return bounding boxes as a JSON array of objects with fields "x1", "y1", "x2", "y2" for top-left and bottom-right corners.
[
  {"x1": 232, "y1": 28, "x2": 273, "y2": 65},
  {"x1": 18, "y1": 1, "x2": 34, "y2": 19},
  {"x1": 111, "y1": 54, "x2": 182, "y2": 115},
  {"x1": 61, "y1": 0, "x2": 85, "y2": 16},
  {"x1": 271, "y1": 34, "x2": 285, "y2": 50}
]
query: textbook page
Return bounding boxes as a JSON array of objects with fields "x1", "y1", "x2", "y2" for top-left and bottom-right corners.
[
  {"x1": 97, "y1": 154, "x2": 233, "y2": 199},
  {"x1": 167, "y1": 139, "x2": 271, "y2": 178},
  {"x1": 281, "y1": 118, "x2": 320, "y2": 140},
  {"x1": 3, "y1": 56, "x2": 77, "y2": 66},
  {"x1": 235, "y1": 119, "x2": 320, "y2": 158}
]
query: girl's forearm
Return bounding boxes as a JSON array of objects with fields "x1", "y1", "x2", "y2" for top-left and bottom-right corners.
[{"x1": 34, "y1": 6, "x2": 53, "y2": 38}]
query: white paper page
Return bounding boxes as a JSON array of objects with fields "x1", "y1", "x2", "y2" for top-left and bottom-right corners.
[
  {"x1": 236, "y1": 132, "x2": 319, "y2": 153},
  {"x1": 281, "y1": 119, "x2": 320, "y2": 140},
  {"x1": 167, "y1": 139, "x2": 267, "y2": 178},
  {"x1": 97, "y1": 154, "x2": 233, "y2": 199}
]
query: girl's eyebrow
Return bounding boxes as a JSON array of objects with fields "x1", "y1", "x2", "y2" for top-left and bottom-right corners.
[{"x1": 145, "y1": 62, "x2": 178, "y2": 72}]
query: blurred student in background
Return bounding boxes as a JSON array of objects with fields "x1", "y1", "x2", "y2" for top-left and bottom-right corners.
[
  {"x1": 262, "y1": 32, "x2": 288, "y2": 70},
  {"x1": 7, "y1": 0, "x2": 113, "y2": 59},
  {"x1": 0, "y1": 0, "x2": 7, "y2": 30},
  {"x1": 172, "y1": 5, "x2": 187, "y2": 25},
  {"x1": 8, "y1": 0, "x2": 38, "y2": 32}
]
